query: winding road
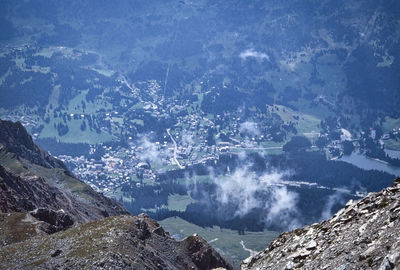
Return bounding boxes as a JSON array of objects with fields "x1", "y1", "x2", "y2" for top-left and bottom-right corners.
[{"x1": 166, "y1": 128, "x2": 184, "y2": 169}]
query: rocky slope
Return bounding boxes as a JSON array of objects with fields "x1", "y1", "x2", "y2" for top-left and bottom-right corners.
[
  {"x1": 0, "y1": 119, "x2": 232, "y2": 269},
  {"x1": 0, "y1": 119, "x2": 128, "y2": 225},
  {"x1": 0, "y1": 119, "x2": 66, "y2": 170},
  {"x1": 241, "y1": 178, "x2": 400, "y2": 270},
  {"x1": 0, "y1": 214, "x2": 232, "y2": 270}
]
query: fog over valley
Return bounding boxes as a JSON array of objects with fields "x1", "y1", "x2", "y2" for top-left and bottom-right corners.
[{"x1": 0, "y1": 0, "x2": 400, "y2": 267}]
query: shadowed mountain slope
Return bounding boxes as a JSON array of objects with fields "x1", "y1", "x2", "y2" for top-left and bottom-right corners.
[
  {"x1": 0, "y1": 119, "x2": 232, "y2": 270},
  {"x1": 0, "y1": 119, "x2": 128, "y2": 224}
]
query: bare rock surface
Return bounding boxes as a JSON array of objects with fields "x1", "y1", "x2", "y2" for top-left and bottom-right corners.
[
  {"x1": 241, "y1": 178, "x2": 400, "y2": 270},
  {"x1": 0, "y1": 120, "x2": 231, "y2": 270},
  {"x1": 0, "y1": 214, "x2": 232, "y2": 270},
  {"x1": 0, "y1": 119, "x2": 128, "y2": 225},
  {"x1": 0, "y1": 120, "x2": 66, "y2": 169}
]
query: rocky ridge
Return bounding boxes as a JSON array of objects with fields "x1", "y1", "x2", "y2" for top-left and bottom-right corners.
[
  {"x1": 0, "y1": 119, "x2": 232, "y2": 269},
  {"x1": 241, "y1": 178, "x2": 400, "y2": 270},
  {"x1": 0, "y1": 119, "x2": 128, "y2": 225},
  {"x1": 0, "y1": 120, "x2": 66, "y2": 170},
  {"x1": 0, "y1": 214, "x2": 232, "y2": 270}
]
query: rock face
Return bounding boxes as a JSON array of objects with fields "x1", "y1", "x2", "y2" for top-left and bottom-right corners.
[
  {"x1": 241, "y1": 178, "x2": 400, "y2": 270},
  {"x1": 0, "y1": 120, "x2": 232, "y2": 269},
  {"x1": 29, "y1": 208, "x2": 74, "y2": 234},
  {"x1": 0, "y1": 214, "x2": 232, "y2": 270},
  {"x1": 0, "y1": 164, "x2": 62, "y2": 213},
  {"x1": 0, "y1": 120, "x2": 66, "y2": 169},
  {"x1": 0, "y1": 119, "x2": 128, "y2": 224}
]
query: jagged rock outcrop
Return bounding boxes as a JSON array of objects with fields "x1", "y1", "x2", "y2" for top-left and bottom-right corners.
[
  {"x1": 0, "y1": 119, "x2": 128, "y2": 226},
  {"x1": 241, "y1": 178, "x2": 400, "y2": 270},
  {"x1": 0, "y1": 120, "x2": 232, "y2": 269},
  {"x1": 29, "y1": 208, "x2": 74, "y2": 233},
  {"x1": 0, "y1": 120, "x2": 66, "y2": 170},
  {"x1": 0, "y1": 164, "x2": 61, "y2": 213},
  {"x1": 0, "y1": 214, "x2": 232, "y2": 270}
]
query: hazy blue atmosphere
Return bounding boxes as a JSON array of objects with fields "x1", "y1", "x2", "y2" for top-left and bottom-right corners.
[{"x1": 1, "y1": 0, "x2": 399, "y2": 264}]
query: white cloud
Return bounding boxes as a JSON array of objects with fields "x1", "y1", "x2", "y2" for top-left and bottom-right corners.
[
  {"x1": 264, "y1": 186, "x2": 299, "y2": 229},
  {"x1": 216, "y1": 169, "x2": 262, "y2": 216},
  {"x1": 137, "y1": 136, "x2": 162, "y2": 165},
  {"x1": 320, "y1": 192, "x2": 345, "y2": 220},
  {"x1": 212, "y1": 165, "x2": 300, "y2": 229},
  {"x1": 240, "y1": 49, "x2": 270, "y2": 61},
  {"x1": 239, "y1": 121, "x2": 260, "y2": 136}
]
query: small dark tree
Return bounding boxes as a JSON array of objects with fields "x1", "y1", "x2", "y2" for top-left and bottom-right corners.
[
  {"x1": 329, "y1": 130, "x2": 341, "y2": 140},
  {"x1": 315, "y1": 136, "x2": 329, "y2": 150},
  {"x1": 80, "y1": 120, "x2": 87, "y2": 131},
  {"x1": 283, "y1": 136, "x2": 311, "y2": 152},
  {"x1": 57, "y1": 123, "x2": 69, "y2": 136},
  {"x1": 206, "y1": 127, "x2": 216, "y2": 146},
  {"x1": 342, "y1": 140, "x2": 354, "y2": 155}
]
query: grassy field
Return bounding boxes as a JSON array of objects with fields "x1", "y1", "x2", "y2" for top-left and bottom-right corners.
[
  {"x1": 159, "y1": 216, "x2": 279, "y2": 268},
  {"x1": 167, "y1": 194, "x2": 193, "y2": 211},
  {"x1": 382, "y1": 117, "x2": 400, "y2": 150},
  {"x1": 174, "y1": 175, "x2": 214, "y2": 185},
  {"x1": 0, "y1": 213, "x2": 40, "y2": 247},
  {"x1": 267, "y1": 104, "x2": 321, "y2": 137},
  {"x1": 382, "y1": 117, "x2": 400, "y2": 133},
  {"x1": 39, "y1": 118, "x2": 114, "y2": 144},
  {"x1": 384, "y1": 139, "x2": 400, "y2": 151}
]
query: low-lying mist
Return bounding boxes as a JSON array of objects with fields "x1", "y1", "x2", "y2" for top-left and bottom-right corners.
[
  {"x1": 212, "y1": 167, "x2": 300, "y2": 230},
  {"x1": 124, "y1": 150, "x2": 381, "y2": 232},
  {"x1": 181, "y1": 152, "x2": 357, "y2": 232},
  {"x1": 184, "y1": 162, "x2": 301, "y2": 231}
]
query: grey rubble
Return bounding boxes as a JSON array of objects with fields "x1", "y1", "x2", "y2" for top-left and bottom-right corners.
[
  {"x1": 242, "y1": 178, "x2": 400, "y2": 270},
  {"x1": 0, "y1": 214, "x2": 232, "y2": 270}
]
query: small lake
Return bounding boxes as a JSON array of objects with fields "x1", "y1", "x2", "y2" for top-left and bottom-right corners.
[{"x1": 338, "y1": 151, "x2": 400, "y2": 177}]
